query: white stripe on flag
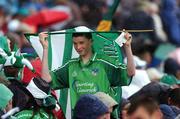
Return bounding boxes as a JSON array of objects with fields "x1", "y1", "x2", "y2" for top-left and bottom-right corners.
[
  {"x1": 66, "y1": 89, "x2": 71, "y2": 119},
  {"x1": 29, "y1": 36, "x2": 43, "y2": 60},
  {"x1": 50, "y1": 34, "x2": 66, "y2": 70}
]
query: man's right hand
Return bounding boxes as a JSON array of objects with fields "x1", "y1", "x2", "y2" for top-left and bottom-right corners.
[
  {"x1": 39, "y1": 32, "x2": 49, "y2": 49},
  {"x1": 39, "y1": 32, "x2": 52, "y2": 83}
]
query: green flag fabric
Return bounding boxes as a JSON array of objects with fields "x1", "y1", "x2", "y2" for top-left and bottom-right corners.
[{"x1": 25, "y1": 26, "x2": 124, "y2": 118}]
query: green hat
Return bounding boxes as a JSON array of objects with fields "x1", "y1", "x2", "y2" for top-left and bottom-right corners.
[
  {"x1": 0, "y1": 84, "x2": 13, "y2": 109},
  {"x1": 0, "y1": 48, "x2": 35, "y2": 72},
  {"x1": 160, "y1": 75, "x2": 180, "y2": 86}
]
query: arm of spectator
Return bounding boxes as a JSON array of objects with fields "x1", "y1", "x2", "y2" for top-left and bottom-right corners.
[{"x1": 39, "y1": 32, "x2": 52, "y2": 83}]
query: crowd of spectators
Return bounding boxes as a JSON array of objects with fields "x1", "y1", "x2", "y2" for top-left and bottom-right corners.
[{"x1": 0, "y1": 0, "x2": 180, "y2": 119}]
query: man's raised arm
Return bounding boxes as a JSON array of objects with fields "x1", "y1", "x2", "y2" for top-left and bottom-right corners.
[
  {"x1": 39, "y1": 32, "x2": 52, "y2": 83},
  {"x1": 123, "y1": 32, "x2": 135, "y2": 77}
]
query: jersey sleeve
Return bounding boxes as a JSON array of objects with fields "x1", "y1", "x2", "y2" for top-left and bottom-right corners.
[
  {"x1": 105, "y1": 62, "x2": 131, "y2": 86},
  {"x1": 50, "y1": 63, "x2": 69, "y2": 89},
  {"x1": 98, "y1": 54, "x2": 131, "y2": 87}
]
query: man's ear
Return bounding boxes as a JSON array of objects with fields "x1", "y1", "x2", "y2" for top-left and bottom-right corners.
[{"x1": 152, "y1": 109, "x2": 163, "y2": 119}]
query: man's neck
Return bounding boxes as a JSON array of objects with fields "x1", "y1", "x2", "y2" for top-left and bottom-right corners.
[{"x1": 81, "y1": 51, "x2": 93, "y2": 64}]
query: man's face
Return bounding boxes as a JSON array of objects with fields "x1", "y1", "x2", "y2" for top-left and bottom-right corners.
[
  {"x1": 129, "y1": 106, "x2": 162, "y2": 119},
  {"x1": 97, "y1": 113, "x2": 111, "y2": 119},
  {"x1": 129, "y1": 107, "x2": 151, "y2": 119},
  {"x1": 73, "y1": 36, "x2": 92, "y2": 56},
  {"x1": 5, "y1": 99, "x2": 13, "y2": 112}
]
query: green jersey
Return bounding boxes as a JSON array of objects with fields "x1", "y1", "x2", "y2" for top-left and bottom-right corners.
[
  {"x1": 14, "y1": 109, "x2": 54, "y2": 119},
  {"x1": 50, "y1": 53, "x2": 129, "y2": 109}
]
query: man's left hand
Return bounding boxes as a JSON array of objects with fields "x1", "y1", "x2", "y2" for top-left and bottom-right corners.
[{"x1": 124, "y1": 32, "x2": 132, "y2": 47}]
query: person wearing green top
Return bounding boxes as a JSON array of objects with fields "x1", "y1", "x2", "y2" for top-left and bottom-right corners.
[
  {"x1": 0, "y1": 83, "x2": 13, "y2": 118},
  {"x1": 39, "y1": 30, "x2": 135, "y2": 117}
]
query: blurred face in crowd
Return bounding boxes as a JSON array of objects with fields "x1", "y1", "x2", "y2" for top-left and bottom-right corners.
[
  {"x1": 73, "y1": 36, "x2": 92, "y2": 57},
  {"x1": 140, "y1": 52, "x2": 152, "y2": 65},
  {"x1": 121, "y1": 103, "x2": 131, "y2": 119},
  {"x1": 129, "y1": 106, "x2": 162, "y2": 119},
  {"x1": 175, "y1": 70, "x2": 180, "y2": 80},
  {"x1": 97, "y1": 113, "x2": 110, "y2": 119},
  {"x1": 5, "y1": 99, "x2": 13, "y2": 112}
]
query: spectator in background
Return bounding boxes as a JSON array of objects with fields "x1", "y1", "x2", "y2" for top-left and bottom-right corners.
[
  {"x1": 160, "y1": 75, "x2": 180, "y2": 88},
  {"x1": 73, "y1": 0, "x2": 107, "y2": 28},
  {"x1": 74, "y1": 94, "x2": 110, "y2": 119},
  {"x1": 161, "y1": 0, "x2": 180, "y2": 46},
  {"x1": 131, "y1": 38, "x2": 158, "y2": 67},
  {"x1": 14, "y1": 77, "x2": 58, "y2": 119},
  {"x1": 147, "y1": 2, "x2": 167, "y2": 42},
  {"x1": 0, "y1": 83, "x2": 13, "y2": 117},
  {"x1": 128, "y1": 97, "x2": 163, "y2": 119},
  {"x1": 6, "y1": 32, "x2": 21, "y2": 51},
  {"x1": 123, "y1": 0, "x2": 160, "y2": 44},
  {"x1": 128, "y1": 82, "x2": 171, "y2": 104},
  {"x1": 50, "y1": 0, "x2": 85, "y2": 30},
  {"x1": 120, "y1": 98, "x2": 131, "y2": 119},
  {"x1": 164, "y1": 58, "x2": 180, "y2": 80}
]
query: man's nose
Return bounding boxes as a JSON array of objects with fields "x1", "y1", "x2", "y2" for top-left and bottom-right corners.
[{"x1": 77, "y1": 45, "x2": 82, "y2": 50}]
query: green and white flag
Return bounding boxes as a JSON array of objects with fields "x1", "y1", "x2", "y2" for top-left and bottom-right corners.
[{"x1": 25, "y1": 26, "x2": 124, "y2": 118}]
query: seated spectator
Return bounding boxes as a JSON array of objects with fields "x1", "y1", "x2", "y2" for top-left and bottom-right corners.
[
  {"x1": 164, "y1": 58, "x2": 180, "y2": 80},
  {"x1": 120, "y1": 98, "x2": 131, "y2": 119},
  {"x1": 14, "y1": 77, "x2": 58, "y2": 118},
  {"x1": 160, "y1": 75, "x2": 180, "y2": 88},
  {"x1": 74, "y1": 94, "x2": 110, "y2": 119},
  {"x1": 127, "y1": 97, "x2": 163, "y2": 119},
  {"x1": 128, "y1": 82, "x2": 171, "y2": 104},
  {"x1": 0, "y1": 83, "x2": 13, "y2": 117}
]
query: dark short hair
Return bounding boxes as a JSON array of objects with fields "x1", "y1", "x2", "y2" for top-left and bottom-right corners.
[
  {"x1": 72, "y1": 33, "x2": 92, "y2": 40},
  {"x1": 4, "y1": 66, "x2": 20, "y2": 77},
  {"x1": 127, "y1": 96, "x2": 159, "y2": 115},
  {"x1": 169, "y1": 88, "x2": 180, "y2": 107},
  {"x1": 164, "y1": 58, "x2": 180, "y2": 76}
]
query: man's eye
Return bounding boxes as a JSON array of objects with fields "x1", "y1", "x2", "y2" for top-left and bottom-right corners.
[{"x1": 80, "y1": 42, "x2": 84, "y2": 44}]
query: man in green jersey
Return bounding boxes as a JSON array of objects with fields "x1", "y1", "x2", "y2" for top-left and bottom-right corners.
[{"x1": 39, "y1": 30, "x2": 135, "y2": 115}]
